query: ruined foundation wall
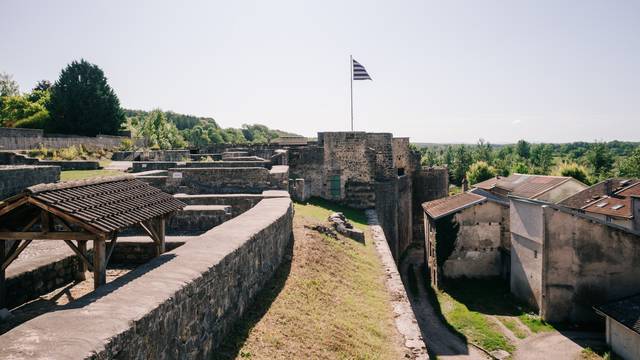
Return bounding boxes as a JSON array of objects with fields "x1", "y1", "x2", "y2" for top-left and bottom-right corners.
[
  {"x1": 0, "y1": 165, "x2": 60, "y2": 200},
  {"x1": 166, "y1": 167, "x2": 273, "y2": 194},
  {"x1": 0, "y1": 127, "x2": 130, "y2": 150},
  {"x1": 0, "y1": 197, "x2": 293, "y2": 359}
]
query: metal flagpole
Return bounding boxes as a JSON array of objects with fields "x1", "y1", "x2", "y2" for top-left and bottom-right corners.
[{"x1": 350, "y1": 55, "x2": 354, "y2": 131}]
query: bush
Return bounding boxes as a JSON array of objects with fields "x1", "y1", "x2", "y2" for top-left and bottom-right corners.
[
  {"x1": 118, "y1": 138, "x2": 135, "y2": 151},
  {"x1": 13, "y1": 110, "x2": 49, "y2": 129},
  {"x1": 466, "y1": 161, "x2": 497, "y2": 185},
  {"x1": 554, "y1": 162, "x2": 590, "y2": 184}
]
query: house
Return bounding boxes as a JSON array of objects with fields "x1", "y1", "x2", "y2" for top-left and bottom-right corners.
[
  {"x1": 422, "y1": 174, "x2": 588, "y2": 288},
  {"x1": 510, "y1": 197, "x2": 640, "y2": 324},
  {"x1": 560, "y1": 179, "x2": 640, "y2": 231},
  {"x1": 595, "y1": 294, "x2": 640, "y2": 360}
]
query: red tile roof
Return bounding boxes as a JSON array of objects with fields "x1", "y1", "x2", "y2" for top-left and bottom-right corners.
[{"x1": 422, "y1": 192, "x2": 486, "y2": 220}]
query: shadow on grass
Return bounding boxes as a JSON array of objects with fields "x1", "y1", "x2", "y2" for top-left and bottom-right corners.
[
  {"x1": 441, "y1": 277, "x2": 527, "y2": 317},
  {"x1": 212, "y1": 236, "x2": 294, "y2": 360},
  {"x1": 294, "y1": 197, "x2": 368, "y2": 227}
]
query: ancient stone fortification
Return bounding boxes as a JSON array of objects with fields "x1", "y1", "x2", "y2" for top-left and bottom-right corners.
[
  {"x1": 0, "y1": 151, "x2": 99, "y2": 170},
  {"x1": 0, "y1": 127, "x2": 130, "y2": 150},
  {"x1": 510, "y1": 197, "x2": 640, "y2": 324},
  {"x1": 0, "y1": 196, "x2": 293, "y2": 359},
  {"x1": 0, "y1": 165, "x2": 60, "y2": 199}
]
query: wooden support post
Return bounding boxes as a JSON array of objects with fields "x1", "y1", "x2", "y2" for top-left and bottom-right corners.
[
  {"x1": 93, "y1": 239, "x2": 106, "y2": 289},
  {"x1": 77, "y1": 240, "x2": 88, "y2": 281},
  {"x1": 0, "y1": 241, "x2": 6, "y2": 309},
  {"x1": 156, "y1": 217, "x2": 165, "y2": 257}
]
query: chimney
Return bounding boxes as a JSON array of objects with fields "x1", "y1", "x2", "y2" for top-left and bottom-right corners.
[
  {"x1": 604, "y1": 179, "x2": 613, "y2": 196},
  {"x1": 462, "y1": 177, "x2": 469, "y2": 192}
]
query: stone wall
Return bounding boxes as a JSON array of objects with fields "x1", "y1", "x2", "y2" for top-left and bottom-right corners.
[
  {"x1": 287, "y1": 145, "x2": 324, "y2": 197},
  {"x1": 397, "y1": 175, "x2": 413, "y2": 259},
  {"x1": 0, "y1": 151, "x2": 99, "y2": 170},
  {"x1": 375, "y1": 180, "x2": 399, "y2": 260},
  {"x1": 0, "y1": 197, "x2": 293, "y2": 359},
  {"x1": 0, "y1": 165, "x2": 60, "y2": 200},
  {"x1": 0, "y1": 127, "x2": 130, "y2": 150},
  {"x1": 164, "y1": 167, "x2": 288, "y2": 194},
  {"x1": 413, "y1": 167, "x2": 449, "y2": 244},
  {"x1": 112, "y1": 150, "x2": 190, "y2": 161}
]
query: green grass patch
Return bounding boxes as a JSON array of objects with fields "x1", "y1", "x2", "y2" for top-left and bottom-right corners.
[
  {"x1": 497, "y1": 316, "x2": 528, "y2": 339},
  {"x1": 293, "y1": 197, "x2": 368, "y2": 230},
  {"x1": 216, "y1": 200, "x2": 404, "y2": 359},
  {"x1": 518, "y1": 313, "x2": 555, "y2": 333},
  {"x1": 436, "y1": 290, "x2": 515, "y2": 353},
  {"x1": 60, "y1": 169, "x2": 123, "y2": 181}
]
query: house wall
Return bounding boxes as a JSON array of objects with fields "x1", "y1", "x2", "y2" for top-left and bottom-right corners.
[
  {"x1": 542, "y1": 206, "x2": 640, "y2": 323},
  {"x1": 607, "y1": 317, "x2": 640, "y2": 360},
  {"x1": 510, "y1": 199, "x2": 545, "y2": 310},
  {"x1": 535, "y1": 179, "x2": 588, "y2": 203},
  {"x1": 442, "y1": 201, "x2": 507, "y2": 279}
]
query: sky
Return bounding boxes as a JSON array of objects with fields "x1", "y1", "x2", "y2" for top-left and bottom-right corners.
[{"x1": 1, "y1": 0, "x2": 639, "y2": 143}]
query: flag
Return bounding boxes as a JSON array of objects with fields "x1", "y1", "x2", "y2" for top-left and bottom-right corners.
[{"x1": 352, "y1": 59, "x2": 372, "y2": 80}]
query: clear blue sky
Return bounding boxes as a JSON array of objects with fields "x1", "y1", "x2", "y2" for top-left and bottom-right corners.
[{"x1": 1, "y1": 0, "x2": 639, "y2": 143}]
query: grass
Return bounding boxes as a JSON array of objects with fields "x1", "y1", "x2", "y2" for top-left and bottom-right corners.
[
  {"x1": 436, "y1": 290, "x2": 515, "y2": 353},
  {"x1": 497, "y1": 316, "x2": 528, "y2": 339},
  {"x1": 215, "y1": 200, "x2": 404, "y2": 359},
  {"x1": 293, "y1": 197, "x2": 368, "y2": 230},
  {"x1": 60, "y1": 169, "x2": 123, "y2": 181},
  {"x1": 518, "y1": 312, "x2": 555, "y2": 333},
  {"x1": 581, "y1": 347, "x2": 612, "y2": 360}
]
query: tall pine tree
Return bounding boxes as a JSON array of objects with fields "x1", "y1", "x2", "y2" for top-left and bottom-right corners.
[{"x1": 46, "y1": 59, "x2": 124, "y2": 136}]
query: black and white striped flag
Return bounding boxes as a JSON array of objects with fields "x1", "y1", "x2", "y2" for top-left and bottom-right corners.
[{"x1": 352, "y1": 59, "x2": 372, "y2": 80}]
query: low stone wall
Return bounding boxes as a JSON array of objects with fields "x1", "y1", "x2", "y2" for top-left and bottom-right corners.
[
  {"x1": 0, "y1": 128, "x2": 130, "y2": 150},
  {"x1": 132, "y1": 161, "x2": 182, "y2": 172},
  {"x1": 0, "y1": 165, "x2": 60, "y2": 200},
  {"x1": 112, "y1": 150, "x2": 190, "y2": 161},
  {"x1": 174, "y1": 191, "x2": 290, "y2": 217},
  {"x1": 167, "y1": 167, "x2": 277, "y2": 194},
  {"x1": 0, "y1": 151, "x2": 99, "y2": 170},
  {"x1": 167, "y1": 205, "x2": 232, "y2": 234},
  {"x1": 0, "y1": 196, "x2": 293, "y2": 359}
]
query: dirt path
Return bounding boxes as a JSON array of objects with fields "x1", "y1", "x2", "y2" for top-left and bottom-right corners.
[
  {"x1": 400, "y1": 249, "x2": 489, "y2": 359},
  {"x1": 514, "y1": 331, "x2": 605, "y2": 360}
]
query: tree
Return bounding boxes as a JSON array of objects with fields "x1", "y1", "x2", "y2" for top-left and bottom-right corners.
[
  {"x1": 618, "y1": 147, "x2": 640, "y2": 178},
  {"x1": 450, "y1": 145, "x2": 473, "y2": 185},
  {"x1": 0, "y1": 72, "x2": 20, "y2": 97},
  {"x1": 46, "y1": 59, "x2": 124, "y2": 136},
  {"x1": 511, "y1": 162, "x2": 530, "y2": 175},
  {"x1": 0, "y1": 95, "x2": 47, "y2": 127},
  {"x1": 474, "y1": 138, "x2": 493, "y2": 163},
  {"x1": 516, "y1": 140, "x2": 531, "y2": 159},
  {"x1": 585, "y1": 142, "x2": 614, "y2": 179},
  {"x1": 554, "y1": 162, "x2": 590, "y2": 184},
  {"x1": 32, "y1": 80, "x2": 51, "y2": 92},
  {"x1": 530, "y1": 144, "x2": 554, "y2": 174},
  {"x1": 139, "y1": 110, "x2": 186, "y2": 149},
  {"x1": 466, "y1": 161, "x2": 497, "y2": 185}
]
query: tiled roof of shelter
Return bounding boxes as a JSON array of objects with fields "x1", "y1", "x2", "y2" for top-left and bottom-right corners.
[
  {"x1": 595, "y1": 293, "x2": 640, "y2": 335},
  {"x1": 24, "y1": 176, "x2": 185, "y2": 232},
  {"x1": 473, "y1": 174, "x2": 575, "y2": 199},
  {"x1": 422, "y1": 192, "x2": 486, "y2": 220}
]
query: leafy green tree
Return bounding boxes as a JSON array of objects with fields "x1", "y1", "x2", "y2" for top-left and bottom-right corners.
[
  {"x1": 139, "y1": 110, "x2": 186, "y2": 149},
  {"x1": 530, "y1": 144, "x2": 554, "y2": 174},
  {"x1": 450, "y1": 145, "x2": 473, "y2": 185},
  {"x1": 0, "y1": 72, "x2": 19, "y2": 97},
  {"x1": 32, "y1": 80, "x2": 51, "y2": 92},
  {"x1": 618, "y1": 147, "x2": 640, "y2": 178},
  {"x1": 0, "y1": 95, "x2": 47, "y2": 127},
  {"x1": 585, "y1": 142, "x2": 614, "y2": 178},
  {"x1": 466, "y1": 161, "x2": 497, "y2": 185},
  {"x1": 516, "y1": 140, "x2": 531, "y2": 159},
  {"x1": 554, "y1": 162, "x2": 590, "y2": 184},
  {"x1": 474, "y1": 138, "x2": 493, "y2": 163},
  {"x1": 46, "y1": 59, "x2": 124, "y2": 136},
  {"x1": 511, "y1": 162, "x2": 530, "y2": 174}
]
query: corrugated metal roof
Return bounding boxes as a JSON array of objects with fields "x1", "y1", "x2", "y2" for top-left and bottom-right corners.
[
  {"x1": 581, "y1": 181, "x2": 640, "y2": 219},
  {"x1": 595, "y1": 293, "x2": 640, "y2": 335},
  {"x1": 560, "y1": 179, "x2": 640, "y2": 209},
  {"x1": 26, "y1": 176, "x2": 185, "y2": 233},
  {"x1": 422, "y1": 192, "x2": 486, "y2": 220},
  {"x1": 474, "y1": 174, "x2": 576, "y2": 200}
]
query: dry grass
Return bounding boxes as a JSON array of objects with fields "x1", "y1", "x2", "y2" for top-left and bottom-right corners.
[
  {"x1": 60, "y1": 169, "x2": 123, "y2": 181},
  {"x1": 215, "y1": 201, "x2": 405, "y2": 359}
]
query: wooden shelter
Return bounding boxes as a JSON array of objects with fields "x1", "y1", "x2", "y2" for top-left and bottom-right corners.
[{"x1": 0, "y1": 175, "x2": 185, "y2": 308}]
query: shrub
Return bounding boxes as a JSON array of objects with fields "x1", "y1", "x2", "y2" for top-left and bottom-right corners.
[
  {"x1": 554, "y1": 162, "x2": 590, "y2": 185},
  {"x1": 466, "y1": 161, "x2": 497, "y2": 185}
]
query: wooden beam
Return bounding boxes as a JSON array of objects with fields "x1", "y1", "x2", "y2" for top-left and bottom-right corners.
[
  {"x1": 76, "y1": 240, "x2": 88, "y2": 281},
  {"x1": 41, "y1": 210, "x2": 51, "y2": 232},
  {"x1": 27, "y1": 198, "x2": 104, "y2": 235},
  {"x1": 1, "y1": 240, "x2": 32, "y2": 271},
  {"x1": 105, "y1": 233, "x2": 118, "y2": 265},
  {"x1": 139, "y1": 221, "x2": 159, "y2": 243},
  {"x1": 156, "y1": 217, "x2": 165, "y2": 256},
  {"x1": 93, "y1": 239, "x2": 106, "y2": 289},
  {"x1": 0, "y1": 241, "x2": 6, "y2": 308},
  {"x1": 0, "y1": 232, "x2": 98, "y2": 241},
  {"x1": 63, "y1": 240, "x2": 94, "y2": 272},
  {"x1": 0, "y1": 197, "x2": 28, "y2": 218}
]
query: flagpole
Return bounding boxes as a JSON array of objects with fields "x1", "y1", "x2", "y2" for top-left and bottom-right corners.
[{"x1": 350, "y1": 55, "x2": 353, "y2": 131}]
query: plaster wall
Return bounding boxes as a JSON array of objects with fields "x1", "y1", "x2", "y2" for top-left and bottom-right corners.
[
  {"x1": 510, "y1": 199, "x2": 544, "y2": 310},
  {"x1": 607, "y1": 317, "x2": 640, "y2": 360}
]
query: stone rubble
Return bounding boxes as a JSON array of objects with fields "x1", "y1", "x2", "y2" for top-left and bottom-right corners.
[{"x1": 328, "y1": 212, "x2": 365, "y2": 242}]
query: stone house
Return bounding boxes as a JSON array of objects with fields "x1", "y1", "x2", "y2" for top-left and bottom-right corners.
[
  {"x1": 560, "y1": 179, "x2": 640, "y2": 231},
  {"x1": 510, "y1": 197, "x2": 640, "y2": 324},
  {"x1": 422, "y1": 174, "x2": 587, "y2": 287},
  {"x1": 595, "y1": 294, "x2": 640, "y2": 360}
]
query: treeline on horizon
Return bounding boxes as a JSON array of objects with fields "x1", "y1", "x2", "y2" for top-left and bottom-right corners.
[
  {"x1": 0, "y1": 59, "x2": 297, "y2": 150},
  {"x1": 415, "y1": 139, "x2": 640, "y2": 187}
]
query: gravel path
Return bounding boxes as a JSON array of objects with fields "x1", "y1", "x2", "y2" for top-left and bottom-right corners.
[
  {"x1": 514, "y1": 331, "x2": 605, "y2": 360},
  {"x1": 400, "y1": 249, "x2": 489, "y2": 359}
]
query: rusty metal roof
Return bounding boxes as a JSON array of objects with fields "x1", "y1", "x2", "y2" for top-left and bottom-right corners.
[
  {"x1": 422, "y1": 192, "x2": 486, "y2": 220},
  {"x1": 560, "y1": 179, "x2": 640, "y2": 210},
  {"x1": 595, "y1": 293, "x2": 640, "y2": 335},
  {"x1": 581, "y1": 181, "x2": 640, "y2": 219},
  {"x1": 474, "y1": 174, "x2": 576, "y2": 199},
  {"x1": 25, "y1": 175, "x2": 185, "y2": 233}
]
